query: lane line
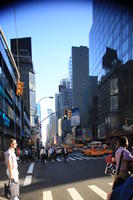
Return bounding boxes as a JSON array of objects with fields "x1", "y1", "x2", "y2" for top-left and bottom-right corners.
[
  {"x1": 67, "y1": 188, "x2": 84, "y2": 200},
  {"x1": 43, "y1": 191, "x2": 53, "y2": 200},
  {"x1": 27, "y1": 163, "x2": 35, "y2": 174},
  {"x1": 23, "y1": 175, "x2": 32, "y2": 186},
  {"x1": 88, "y1": 185, "x2": 107, "y2": 200}
]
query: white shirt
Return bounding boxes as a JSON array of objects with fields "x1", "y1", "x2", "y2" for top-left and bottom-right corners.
[{"x1": 5, "y1": 148, "x2": 19, "y2": 182}]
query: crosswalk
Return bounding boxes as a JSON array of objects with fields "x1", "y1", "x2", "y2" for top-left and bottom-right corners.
[
  {"x1": 55, "y1": 155, "x2": 104, "y2": 162},
  {"x1": 42, "y1": 182, "x2": 112, "y2": 200}
]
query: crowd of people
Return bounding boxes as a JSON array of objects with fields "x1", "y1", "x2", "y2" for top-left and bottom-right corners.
[
  {"x1": 40, "y1": 146, "x2": 68, "y2": 164},
  {"x1": 14, "y1": 145, "x2": 68, "y2": 164},
  {"x1": 3, "y1": 136, "x2": 133, "y2": 200}
]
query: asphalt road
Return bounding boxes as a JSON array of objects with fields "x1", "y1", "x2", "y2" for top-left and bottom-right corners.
[{"x1": 19, "y1": 152, "x2": 113, "y2": 200}]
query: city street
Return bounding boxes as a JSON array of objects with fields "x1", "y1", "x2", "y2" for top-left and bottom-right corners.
[{"x1": 0, "y1": 151, "x2": 113, "y2": 200}]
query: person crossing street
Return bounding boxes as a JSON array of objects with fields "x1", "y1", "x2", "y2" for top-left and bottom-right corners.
[{"x1": 62, "y1": 147, "x2": 68, "y2": 163}]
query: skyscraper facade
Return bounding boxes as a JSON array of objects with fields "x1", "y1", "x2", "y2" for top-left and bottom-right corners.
[
  {"x1": 71, "y1": 46, "x2": 89, "y2": 127},
  {"x1": 89, "y1": 0, "x2": 133, "y2": 80},
  {"x1": 11, "y1": 37, "x2": 36, "y2": 127}
]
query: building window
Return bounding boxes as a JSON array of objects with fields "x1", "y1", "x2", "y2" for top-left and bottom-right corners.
[
  {"x1": 110, "y1": 95, "x2": 118, "y2": 112},
  {"x1": 110, "y1": 78, "x2": 118, "y2": 95}
]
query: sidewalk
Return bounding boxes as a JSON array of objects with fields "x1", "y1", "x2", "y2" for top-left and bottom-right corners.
[{"x1": 0, "y1": 161, "x2": 7, "y2": 200}]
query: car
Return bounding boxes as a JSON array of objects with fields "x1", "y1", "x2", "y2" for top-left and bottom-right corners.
[
  {"x1": 90, "y1": 145, "x2": 104, "y2": 156},
  {"x1": 103, "y1": 146, "x2": 113, "y2": 155},
  {"x1": 82, "y1": 146, "x2": 92, "y2": 156},
  {"x1": 83, "y1": 145, "x2": 104, "y2": 156}
]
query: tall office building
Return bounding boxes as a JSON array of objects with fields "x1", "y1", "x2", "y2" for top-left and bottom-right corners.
[
  {"x1": 11, "y1": 37, "x2": 36, "y2": 127},
  {"x1": 89, "y1": 0, "x2": 133, "y2": 80},
  {"x1": 70, "y1": 46, "x2": 89, "y2": 128},
  {"x1": 55, "y1": 79, "x2": 72, "y2": 135}
]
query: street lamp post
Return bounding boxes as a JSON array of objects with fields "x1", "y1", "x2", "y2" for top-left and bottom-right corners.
[
  {"x1": 34, "y1": 96, "x2": 54, "y2": 147},
  {"x1": 37, "y1": 96, "x2": 54, "y2": 104}
]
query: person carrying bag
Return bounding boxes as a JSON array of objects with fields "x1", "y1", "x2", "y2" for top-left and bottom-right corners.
[
  {"x1": 4, "y1": 139, "x2": 20, "y2": 200},
  {"x1": 112, "y1": 136, "x2": 133, "y2": 190}
]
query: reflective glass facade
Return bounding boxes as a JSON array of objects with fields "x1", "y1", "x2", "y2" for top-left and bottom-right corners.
[
  {"x1": 29, "y1": 71, "x2": 36, "y2": 127},
  {"x1": 89, "y1": 0, "x2": 133, "y2": 80},
  {"x1": 0, "y1": 32, "x2": 21, "y2": 151}
]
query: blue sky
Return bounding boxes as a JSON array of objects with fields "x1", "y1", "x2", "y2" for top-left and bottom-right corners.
[{"x1": 0, "y1": 0, "x2": 92, "y2": 142}]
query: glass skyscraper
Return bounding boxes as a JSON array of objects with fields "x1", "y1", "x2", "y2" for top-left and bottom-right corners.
[{"x1": 89, "y1": 0, "x2": 133, "y2": 80}]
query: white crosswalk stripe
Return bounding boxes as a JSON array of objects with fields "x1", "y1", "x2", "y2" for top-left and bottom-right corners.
[
  {"x1": 68, "y1": 157, "x2": 76, "y2": 161},
  {"x1": 67, "y1": 188, "x2": 84, "y2": 200},
  {"x1": 56, "y1": 158, "x2": 62, "y2": 162},
  {"x1": 73, "y1": 156, "x2": 83, "y2": 160},
  {"x1": 88, "y1": 185, "x2": 107, "y2": 200},
  {"x1": 78, "y1": 156, "x2": 90, "y2": 160},
  {"x1": 42, "y1": 183, "x2": 112, "y2": 200},
  {"x1": 43, "y1": 191, "x2": 53, "y2": 200},
  {"x1": 108, "y1": 183, "x2": 113, "y2": 186}
]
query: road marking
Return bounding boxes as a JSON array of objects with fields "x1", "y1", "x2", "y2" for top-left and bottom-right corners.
[
  {"x1": 88, "y1": 185, "x2": 107, "y2": 200},
  {"x1": 23, "y1": 175, "x2": 32, "y2": 186},
  {"x1": 68, "y1": 157, "x2": 76, "y2": 161},
  {"x1": 27, "y1": 163, "x2": 35, "y2": 174},
  {"x1": 108, "y1": 183, "x2": 113, "y2": 186},
  {"x1": 57, "y1": 158, "x2": 62, "y2": 162},
  {"x1": 89, "y1": 157, "x2": 96, "y2": 159},
  {"x1": 67, "y1": 188, "x2": 84, "y2": 200},
  {"x1": 78, "y1": 156, "x2": 90, "y2": 160},
  {"x1": 43, "y1": 191, "x2": 53, "y2": 200},
  {"x1": 73, "y1": 156, "x2": 83, "y2": 160}
]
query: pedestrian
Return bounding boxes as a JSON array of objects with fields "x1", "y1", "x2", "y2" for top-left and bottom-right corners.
[
  {"x1": 107, "y1": 136, "x2": 133, "y2": 199},
  {"x1": 53, "y1": 148, "x2": 57, "y2": 161},
  {"x1": 62, "y1": 147, "x2": 68, "y2": 163},
  {"x1": 5, "y1": 138, "x2": 20, "y2": 200},
  {"x1": 107, "y1": 176, "x2": 133, "y2": 200},
  {"x1": 40, "y1": 147, "x2": 46, "y2": 165},
  {"x1": 112, "y1": 136, "x2": 133, "y2": 189}
]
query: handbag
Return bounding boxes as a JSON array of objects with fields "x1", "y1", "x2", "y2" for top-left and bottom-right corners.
[
  {"x1": 4, "y1": 179, "x2": 19, "y2": 199},
  {"x1": 105, "y1": 162, "x2": 116, "y2": 175}
]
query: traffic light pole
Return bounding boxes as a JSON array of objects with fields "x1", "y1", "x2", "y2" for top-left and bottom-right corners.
[{"x1": 39, "y1": 106, "x2": 69, "y2": 124}]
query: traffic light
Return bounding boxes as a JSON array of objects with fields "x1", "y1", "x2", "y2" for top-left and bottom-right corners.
[
  {"x1": 16, "y1": 80, "x2": 24, "y2": 96},
  {"x1": 68, "y1": 109, "x2": 72, "y2": 119}
]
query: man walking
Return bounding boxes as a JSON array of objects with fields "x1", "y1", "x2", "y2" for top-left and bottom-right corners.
[{"x1": 5, "y1": 138, "x2": 19, "y2": 200}]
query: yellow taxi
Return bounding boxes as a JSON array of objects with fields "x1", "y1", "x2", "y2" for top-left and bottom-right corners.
[
  {"x1": 103, "y1": 146, "x2": 113, "y2": 155},
  {"x1": 83, "y1": 145, "x2": 104, "y2": 156},
  {"x1": 82, "y1": 146, "x2": 92, "y2": 156},
  {"x1": 90, "y1": 145, "x2": 104, "y2": 156}
]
